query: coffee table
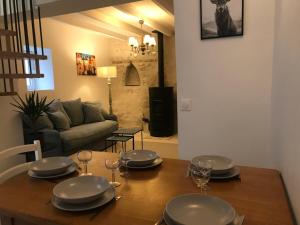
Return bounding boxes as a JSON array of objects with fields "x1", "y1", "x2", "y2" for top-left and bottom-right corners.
[
  {"x1": 112, "y1": 127, "x2": 144, "y2": 150},
  {"x1": 105, "y1": 135, "x2": 133, "y2": 153}
]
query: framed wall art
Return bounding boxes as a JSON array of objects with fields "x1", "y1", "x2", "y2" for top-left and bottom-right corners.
[
  {"x1": 76, "y1": 53, "x2": 96, "y2": 76},
  {"x1": 200, "y1": 0, "x2": 244, "y2": 39}
]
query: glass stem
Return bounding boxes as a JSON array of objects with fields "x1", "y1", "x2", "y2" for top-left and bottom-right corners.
[
  {"x1": 84, "y1": 162, "x2": 88, "y2": 174},
  {"x1": 112, "y1": 169, "x2": 115, "y2": 182}
]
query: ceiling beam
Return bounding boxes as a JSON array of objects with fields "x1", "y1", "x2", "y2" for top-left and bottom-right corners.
[
  {"x1": 82, "y1": 10, "x2": 150, "y2": 37},
  {"x1": 114, "y1": 5, "x2": 174, "y2": 36},
  {"x1": 151, "y1": 0, "x2": 174, "y2": 15},
  {"x1": 38, "y1": 0, "x2": 142, "y2": 18},
  {"x1": 54, "y1": 13, "x2": 128, "y2": 41}
]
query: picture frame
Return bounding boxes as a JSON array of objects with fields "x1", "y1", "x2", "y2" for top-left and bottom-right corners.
[
  {"x1": 200, "y1": 0, "x2": 244, "y2": 40},
  {"x1": 76, "y1": 53, "x2": 96, "y2": 76}
]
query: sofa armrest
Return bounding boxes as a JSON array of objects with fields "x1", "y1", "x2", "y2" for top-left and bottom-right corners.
[
  {"x1": 105, "y1": 114, "x2": 118, "y2": 121},
  {"x1": 38, "y1": 129, "x2": 62, "y2": 153}
]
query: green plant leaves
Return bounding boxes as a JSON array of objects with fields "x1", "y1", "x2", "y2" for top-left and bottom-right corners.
[{"x1": 10, "y1": 91, "x2": 54, "y2": 122}]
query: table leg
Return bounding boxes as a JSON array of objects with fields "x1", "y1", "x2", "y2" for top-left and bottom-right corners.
[
  {"x1": 125, "y1": 141, "x2": 127, "y2": 152},
  {"x1": 105, "y1": 140, "x2": 107, "y2": 152},
  {"x1": 133, "y1": 135, "x2": 135, "y2": 150},
  {"x1": 141, "y1": 130, "x2": 144, "y2": 150}
]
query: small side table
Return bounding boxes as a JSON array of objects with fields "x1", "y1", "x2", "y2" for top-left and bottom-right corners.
[
  {"x1": 105, "y1": 136, "x2": 133, "y2": 153},
  {"x1": 112, "y1": 127, "x2": 143, "y2": 150}
]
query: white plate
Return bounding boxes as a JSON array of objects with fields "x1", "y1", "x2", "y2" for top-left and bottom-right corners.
[
  {"x1": 211, "y1": 167, "x2": 240, "y2": 180},
  {"x1": 53, "y1": 176, "x2": 110, "y2": 204},
  {"x1": 126, "y1": 158, "x2": 163, "y2": 169},
  {"x1": 30, "y1": 157, "x2": 74, "y2": 176},
  {"x1": 165, "y1": 194, "x2": 236, "y2": 225},
  {"x1": 28, "y1": 164, "x2": 77, "y2": 179},
  {"x1": 125, "y1": 150, "x2": 158, "y2": 166},
  {"x1": 191, "y1": 155, "x2": 234, "y2": 175},
  {"x1": 52, "y1": 187, "x2": 115, "y2": 212}
]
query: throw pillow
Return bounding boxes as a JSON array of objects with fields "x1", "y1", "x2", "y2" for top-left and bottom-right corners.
[
  {"x1": 83, "y1": 103, "x2": 105, "y2": 123},
  {"x1": 85, "y1": 102, "x2": 110, "y2": 120},
  {"x1": 62, "y1": 98, "x2": 84, "y2": 127},
  {"x1": 48, "y1": 100, "x2": 71, "y2": 125},
  {"x1": 22, "y1": 113, "x2": 54, "y2": 130},
  {"x1": 48, "y1": 111, "x2": 71, "y2": 131}
]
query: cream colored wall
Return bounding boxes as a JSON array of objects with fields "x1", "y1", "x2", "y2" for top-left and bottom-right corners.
[
  {"x1": 174, "y1": 0, "x2": 275, "y2": 168},
  {"x1": 272, "y1": 0, "x2": 300, "y2": 222},
  {"x1": 18, "y1": 18, "x2": 111, "y2": 105},
  {"x1": 0, "y1": 18, "x2": 113, "y2": 171}
]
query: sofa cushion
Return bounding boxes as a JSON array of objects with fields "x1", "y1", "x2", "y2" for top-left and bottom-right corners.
[
  {"x1": 60, "y1": 120, "x2": 118, "y2": 152},
  {"x1": 48, "y1": 111, "x2": 71, "y2": 131},
  {"x1": 48, "y1": 100, "x2": 71, "y2": 125},
  {"x1": 62, "y1": 98, "x2": 84, "y2": 126},
  {"x1": 83, "y1": 103, "x2": 105, "y2": 123},
  {"x1": 85, "y1": 102, "x2": 111, "y2": 120}
]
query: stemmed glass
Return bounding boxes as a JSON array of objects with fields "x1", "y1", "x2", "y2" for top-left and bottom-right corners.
[
  {"x1": 105, "y1": 159, "x2": 121, "y2": 187},
  {"x1": 119, "y1": 151, "x2": 131, "y2": 177},
  {"x1": 77, "y1": 150, "x2": 93, "y2": 176},
  {"x1": 190, "y1": 160, "x2": 213, "y2": 193}
]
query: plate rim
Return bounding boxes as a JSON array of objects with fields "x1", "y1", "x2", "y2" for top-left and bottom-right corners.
[
  {"x1": 210, "y1": 167, "x2": 240, "y2": 180},
  {"x1": 51, "y1": 187, "x2": 115, "y2": 212},
  {"x1": 53, "y1": 176, "x2": 110, "y2": 203},
  {"x1": 126, "y1": 157, "x2": 163, "y2": 169},
  {"x1": 165, "y1": 194, "x2": 236, "y2": 225},
  {"x1": 30, "y1": 156, "x2": 74, "y2": 174},
  {"x1": 28, "y1": 164, "x2": 76, "y2": 179},
  {"x1": 191, "y1": 155, "x2": 234, "y2": 172},
  {"x1": 125, "y1": 150, "x2": 158, "y2": 162}
]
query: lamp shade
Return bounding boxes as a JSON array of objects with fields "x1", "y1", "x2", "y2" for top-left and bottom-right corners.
[{"x1": 97, "y1": 66, "x2": 117, "y2": 79}]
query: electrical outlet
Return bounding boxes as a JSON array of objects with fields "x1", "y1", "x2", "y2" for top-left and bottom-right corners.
[{"x1": 181, "y1": 98, "x2": 192, "y2": 111}]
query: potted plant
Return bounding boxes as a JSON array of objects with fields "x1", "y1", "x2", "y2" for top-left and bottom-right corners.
[{"x1": 10, "y1": 91, "x2": 54, "y2": 132}]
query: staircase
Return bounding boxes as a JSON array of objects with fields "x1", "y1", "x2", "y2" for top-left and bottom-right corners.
[{"x1": 0, "y1": 0, "x2": 47, "y2": 96}]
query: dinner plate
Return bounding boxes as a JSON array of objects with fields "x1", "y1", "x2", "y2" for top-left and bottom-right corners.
[
  {"x1": 30, "y1": 157, "x2": 74, "y2": 176},
  {"x1": 28, "y1": 164, "x2": 77, "y2": 179},
  {"x1": 52, "y1": 187, "x2": 115, "y2": 212},
  {"x1": 191, "y1": 155, "x2": 234, "y2": 175},
  {"x1": 53, "y1": 176, "x2": 110, "y2": 204},
  {"x1": 165, "y1": 194, "x2": 236, "y2": 225},
  {"x1": 163, "y1": 210, "x2": 175, "y2": 225},
  {"x1": 211, "y1": 167, "x2": 240, "y2": 180},
  {"x1": 125, "y1": 150, "x2": 158, "y2": 166},
  {"x1": 126, "y1": 157, "x2": 163, "y2": 169}
]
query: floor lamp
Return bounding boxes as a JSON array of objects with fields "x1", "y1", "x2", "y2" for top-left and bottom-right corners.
[{"x1": 97, "y1": 66, "x2": 117, "y2": 115}]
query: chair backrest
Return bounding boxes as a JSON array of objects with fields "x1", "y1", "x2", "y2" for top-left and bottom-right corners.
[{"x1": 0, "y1": 140, "x2": 42, "y2": 184}]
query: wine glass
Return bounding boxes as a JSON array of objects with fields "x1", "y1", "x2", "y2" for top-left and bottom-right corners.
[
  {"x1": 105, "y1": 159, "x2": 121, "y2": 187},
  {"x1": 190, "y1": 160, "x2": 213, "y2": 193},
  {"x1": 77, "y1": 150, "x2": 93, "y2": 176},
  {"x1": 119, "y1": 151, "x2": 131, "y2": 177}
]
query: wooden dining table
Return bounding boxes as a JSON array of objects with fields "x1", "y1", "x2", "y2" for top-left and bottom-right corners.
[{"x1": 0, "y1": 152, "x2": 295, "y2": 225}]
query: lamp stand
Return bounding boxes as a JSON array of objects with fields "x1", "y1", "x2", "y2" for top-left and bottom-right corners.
[{"x1": 107, "y1": 78, "x2": 113, "y2": 115}]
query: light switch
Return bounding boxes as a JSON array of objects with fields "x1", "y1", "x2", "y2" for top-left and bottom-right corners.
[{"x1": 181, "y1": 98, "x2": 192, "y2": 111}]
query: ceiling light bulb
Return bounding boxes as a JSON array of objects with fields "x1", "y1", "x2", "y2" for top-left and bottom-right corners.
[
  {"x1": 129, "y1": 37, "x2": 137, "y2": 46},
  {"x1": 143, "y1": 35, "x2": 151, "y2": 45},
  {"x1": 149, "y1": 37, "x2": 156, "y2": 46}
]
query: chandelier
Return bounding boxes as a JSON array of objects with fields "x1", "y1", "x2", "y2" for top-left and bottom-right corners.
[{"x1": 128, "y1": 20, "x2": 157, "y2": 57}]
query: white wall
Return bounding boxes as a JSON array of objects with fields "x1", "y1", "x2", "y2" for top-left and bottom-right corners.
[
  {"x1": 0, "y1": 18, "x2": 113, "y2": 170},
  {"x1": 174, "y1": 0, "x2": 275, "y2": 168},
  {"x1": 272, "y1": 0, "x2": 300, "y2": 222}
]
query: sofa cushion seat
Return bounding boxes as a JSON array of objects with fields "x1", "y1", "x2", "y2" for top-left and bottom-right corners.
[{"x1": 60, "y1": 120, "x2": 118, "y2": 152}]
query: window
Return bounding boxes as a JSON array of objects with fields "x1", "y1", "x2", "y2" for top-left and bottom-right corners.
[{"x1": 25, "y1": 47, "x2": 55, "y2": 91}]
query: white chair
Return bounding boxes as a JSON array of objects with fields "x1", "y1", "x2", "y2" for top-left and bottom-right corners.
[{"x1": 0, "y1": 140, "x2": 42, "y2": 184}]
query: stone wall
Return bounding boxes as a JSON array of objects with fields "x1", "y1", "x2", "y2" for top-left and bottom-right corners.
[{"x1": 110, "y1": 35, "x2": 177, "y2": 132}]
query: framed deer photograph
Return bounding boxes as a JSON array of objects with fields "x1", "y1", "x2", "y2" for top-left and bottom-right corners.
[{"x1": 200, "y1": 0, "x2": 244, "y2": 39}]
